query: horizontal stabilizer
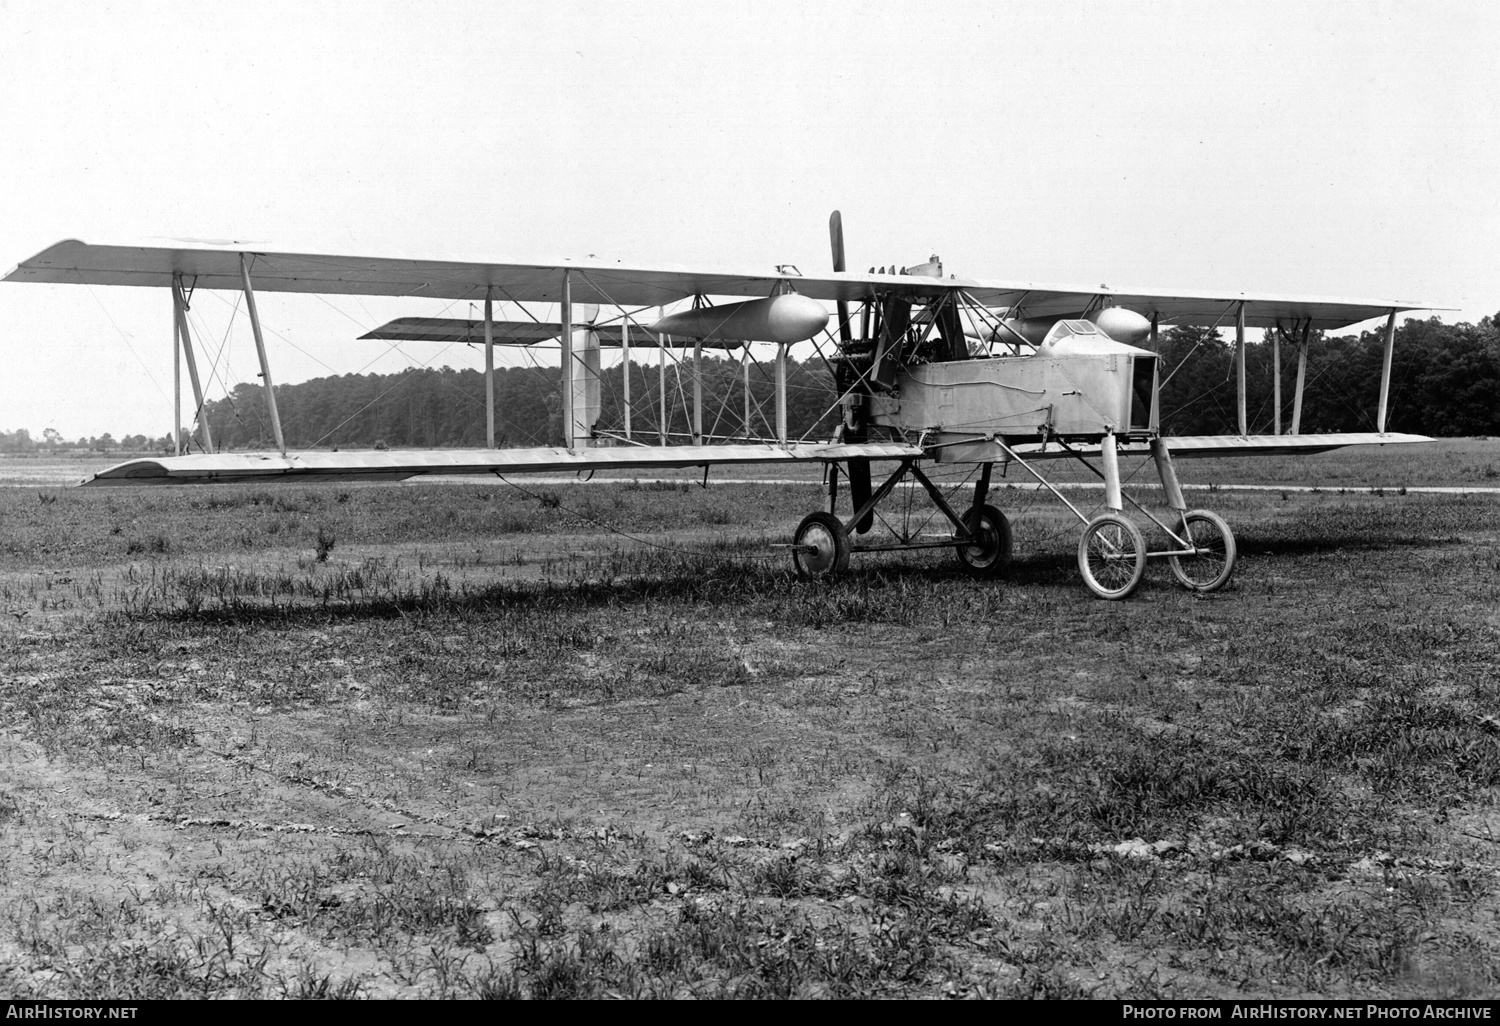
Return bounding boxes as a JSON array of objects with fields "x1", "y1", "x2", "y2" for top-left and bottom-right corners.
[{"x1": 82, "y1": 442, "x2": 926, "y2": 486}]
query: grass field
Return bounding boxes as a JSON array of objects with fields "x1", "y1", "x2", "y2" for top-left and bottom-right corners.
[{"x1": 1, "y1": 441, "x2": 1498, "y2": 998}]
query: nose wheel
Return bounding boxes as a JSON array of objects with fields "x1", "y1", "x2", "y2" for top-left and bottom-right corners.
[
  {"x1": 1167, "y1": 509, "x2": 1237, "y2": 592},
  {"x1": 1077, "y1": 513, "x2": 1148, "y2": 600}
]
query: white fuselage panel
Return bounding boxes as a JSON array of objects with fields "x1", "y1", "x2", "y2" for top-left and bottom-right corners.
[{"x1": 870, "y1": 348, "x2": 1158, "y2": 444}]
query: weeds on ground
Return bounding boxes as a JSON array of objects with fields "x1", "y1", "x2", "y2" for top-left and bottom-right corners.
[{"x1": 1, "y1": 475, "x2": 1498, "y2": 997}]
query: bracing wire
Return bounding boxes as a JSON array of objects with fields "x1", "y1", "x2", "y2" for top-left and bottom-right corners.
[{"x1": 81, "y1": 281, "x2": 169, "y2": 404}]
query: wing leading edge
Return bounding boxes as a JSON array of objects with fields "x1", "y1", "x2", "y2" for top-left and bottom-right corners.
[{"x1": 6, "y1": 239, "x2": 1440, "y2": 331}]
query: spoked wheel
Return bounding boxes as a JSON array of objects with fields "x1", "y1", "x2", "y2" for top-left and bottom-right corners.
[
  {"x1": 1167, "y1": 509, "x2": 1236, "y2": 592},
  {"x1": 955, "y1": 503, "x2": 1013, "y2": 576},
  {"x1": 792, "y1": 511, "x2": 850, "y2": 580},
  {"x1": 1077, "y1": 512, "x2": 1147, "y2": 600}
]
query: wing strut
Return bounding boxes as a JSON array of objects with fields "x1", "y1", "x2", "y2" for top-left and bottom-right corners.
[
  {"x1": 171, "y1": 274, "x2": 213, "y2": 454},
  {"x1": 775, "y1": 343, "x2": 788, "y2": 443},
  {"x1": 1272, "y1": 320, "x2": 1282, "y2": 436},
  {"x1": 692, "y1": 339, "x2": 704, "y2": 445},
  {"x1": 1235, "y1": 301, "x2": 1247, "y2": 437},
  {"x1": 172, "y1": 285, "x2": 180, "y2": 456},
  {"x1": 658, "y1": 311, "x2": 668, "y2": 445},
  {"x1": 239, "y1": 254, "x2": 286, "y2": 455},
  {"x1": 561, "y1": 270, "x2": 573, "y2": 448},
  {"x1": 622, "y1": 315, "x2": 632, "y2": 440},
  {"x1": 1291, "y1": 321, "x2": 1310, "y2": 434},
  {"x1": 741, "y1": 349, "x2": 752, "y2": 440},
  {"x1": 1377, "y1": 310, "x2": 1397, "y2": 433},
  {"x1": 484, "y1": 288, "x2": 496, "y2": 448}
]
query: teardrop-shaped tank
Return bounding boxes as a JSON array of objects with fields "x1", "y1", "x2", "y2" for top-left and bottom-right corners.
[
  {"x1": 649, "y1": 294, "x2": 829, "y2": 346},
  {"x1": 1089, "y1": 306, "x2": 1152, "y2": 346},
  {"x1": 961, "y1": 307, "x2": 1152, "y2": 347}
]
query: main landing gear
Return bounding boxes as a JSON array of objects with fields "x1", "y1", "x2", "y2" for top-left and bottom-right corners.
[
  {"x1": 788, "y1": 435, "x2": 1236, "y2": 600},
  {"x1": 789, "y1": 459, "x2": 1011, "y2": 582}
]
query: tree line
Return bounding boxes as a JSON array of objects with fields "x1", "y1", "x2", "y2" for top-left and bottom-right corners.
[
  {"x1": 0, "y1": 427, "x2": 169, "y2": 454},
  {"x1": 4, "y1": 313, "x2": 1495, "y2": 454},
  {"x1": 1150, "y1": 313, "x2": 1500, "y2": 436},
  {"x1": 194, "y1": 354, "x2": 842, "y2": 451}
]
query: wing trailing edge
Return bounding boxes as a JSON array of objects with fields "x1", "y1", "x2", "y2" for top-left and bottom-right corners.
[{"x1": 1152, "y1": 432, "x2": 1434, "y2": 458}]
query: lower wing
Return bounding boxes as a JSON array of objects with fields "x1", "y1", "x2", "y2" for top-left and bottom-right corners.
[
  {"x1": 81, "y1": 442, "x2": 925, "y2": 486},
  {"x1": 80, "y1": 433, "x2": 1432, "y2": 486}
]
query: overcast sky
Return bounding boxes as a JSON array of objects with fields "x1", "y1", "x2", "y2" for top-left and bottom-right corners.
[{"x1": 2, "y1": 0, "x2": 1496, "y2": 438}]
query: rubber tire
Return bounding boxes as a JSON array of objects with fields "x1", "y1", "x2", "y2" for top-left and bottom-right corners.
[
  {"x1": 1077, "y1": 512, "x2": 1147, "y2": 600},
  {"x1": 792, "y1": 511, "x2": 850, "y2": 580},
  {"x1": 955, "y1": 503, "x2": 1013, "y2": 576},
  {"x1": 1167, "y1": 509, "x2": 1237, "y2": 592}
]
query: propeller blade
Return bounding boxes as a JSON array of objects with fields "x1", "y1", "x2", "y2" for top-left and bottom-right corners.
[
  {"x1": 828, "y1": 211, "x2": 852, "y2": 345},
  {"x1": 828, "y1": 211, "x2": 847, "y2": 272},
  {"x1": 829, "y1": 212, "x2": 870, "y2": 531}
]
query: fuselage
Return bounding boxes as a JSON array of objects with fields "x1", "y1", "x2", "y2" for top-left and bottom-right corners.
[{"x1": 868, "y1": 318, "x2": 1160, "y2": 449}]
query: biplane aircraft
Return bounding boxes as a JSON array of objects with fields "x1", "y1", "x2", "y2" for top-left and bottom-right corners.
[{"x1": 2, "y1": 214, "x2": 1436, "y2": 599}]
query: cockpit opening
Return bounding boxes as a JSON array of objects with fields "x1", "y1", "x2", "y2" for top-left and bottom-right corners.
[{"x1": 1130, "y1": 355, "x2": 1158, "y2": 431}]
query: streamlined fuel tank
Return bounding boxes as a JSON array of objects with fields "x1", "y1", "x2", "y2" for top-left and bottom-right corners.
[
  {"x1": 963, "y1": 306, "x2": 1152, "y2": 348},
  {"x1": 1089, "y1": 307, "x2": 1152, "y2": 346},
  {"x1": 650, "y1": 294, "x2": 829, "y2": 346}
]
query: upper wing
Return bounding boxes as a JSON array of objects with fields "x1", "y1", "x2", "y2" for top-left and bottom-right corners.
[
  {"x1": 4, "y1": 238, "x2": 859, "y2": 307},
  {"x1": 6, "y1": 239, "x2": 1440, "y2": 331}
]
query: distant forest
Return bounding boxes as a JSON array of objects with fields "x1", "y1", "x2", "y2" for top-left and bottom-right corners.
[
  {"x1": 2, "y1": 314, "x2": 1496, "y2": 453},
  {"x1": 197, "y1": 354, "x2": 842, "y2": 451},
  {"x1": 1151, "y1": 314, "x2": 1500, "y2": 437}
]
